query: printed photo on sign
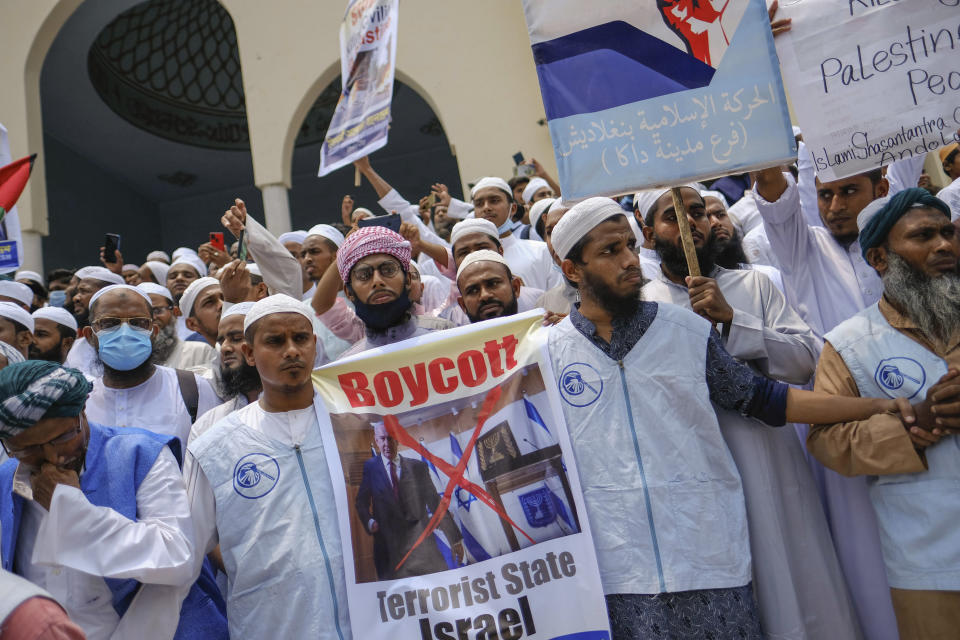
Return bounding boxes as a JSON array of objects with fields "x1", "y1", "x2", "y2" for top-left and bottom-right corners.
[{"x1": 330, "y1": 363, "x2": 580, "y2": 584}]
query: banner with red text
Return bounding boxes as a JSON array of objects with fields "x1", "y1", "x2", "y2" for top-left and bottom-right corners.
[
  {"x1": 312, "y1": 311, "x2": 610, "y2": 640},
  {"x1": 318, "y1": 0, "x2": 398, "y2": 176},
  {"x1": 775, "y1": 0, "x2": 960, "y2": 182}
]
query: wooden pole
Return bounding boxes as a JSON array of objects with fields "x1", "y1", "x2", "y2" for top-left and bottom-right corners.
[{"x1": 670, "y1": 187, "x2": 700, "y2": 278}]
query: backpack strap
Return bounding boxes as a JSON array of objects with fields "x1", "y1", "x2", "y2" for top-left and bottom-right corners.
[{"x1": 175, "y1": 369, "x2": 199, "y2": 424}]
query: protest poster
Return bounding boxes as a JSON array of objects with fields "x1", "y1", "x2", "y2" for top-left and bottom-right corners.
[
  {"x1": 521, "y1": 0, "x2": 796, "y2": 200},
  {"x1": 318, "y1": 0, "x2": 398, "y2": 177},
  {"x1": 312, "y1": 311, "x2": 611, "y2": 640},
  {"x1": 0, "y1": 124, "x2": 25, "y2": 273},
  {"x1": 775, "y1": 0, "x2": 960, "y2": 182}
]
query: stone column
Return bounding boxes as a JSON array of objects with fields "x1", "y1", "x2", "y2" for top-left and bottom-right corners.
[{"x1": 260, "y1": 183, "x2": 292, "y2": 236}]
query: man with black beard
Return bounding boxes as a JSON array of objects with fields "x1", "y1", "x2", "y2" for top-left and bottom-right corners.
[
  {"x1": 546, "y1": 197, "x2": 920, "y2": 640},
  {"x1": 334, "y1": 226, "x2": 450, "y2": 359},
  {"x1": 138, "y1": 282, "x2": 216, "y2": 372},
  {"x1": 809, "y1": 188, "x2": 960, "y2": 638},
  {"x1": 455, "y1": 250, "x2": 520, "y2": 323},
  {"x1": 187, "y1": 302, "x2": 261, "y2": 446},
  {"x1": 29, "y1": 308, "x2": 77, "y2": 363},
  {"x1": 62, "y1": 266, "x2": 126, "y2": 377}
]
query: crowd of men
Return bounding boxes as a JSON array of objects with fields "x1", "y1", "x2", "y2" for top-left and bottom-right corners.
[{"x1": 1, "y1": 97, "x2": 960, "y2": 639}]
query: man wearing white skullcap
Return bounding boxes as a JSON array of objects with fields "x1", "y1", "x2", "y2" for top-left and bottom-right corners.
[
  {"x1": 455, "y1": 250, "x2": 522, "y2": 323},
  {"x1": 469, "y1": 177, "x2": 560, "y2": 291},
  {"x1": 521, "y1": 177, "x2": 552, "y2": 205},
  {"x1": 184, "y1": 293, "x2": 352, "y2": 640},
  {"x1": 0, "y1": 280, "x2": 35, "y2": 311},
  {"x1": 548, "y1": 196, "x2": 912, "y2": 639},
  {"x1": 146, "y1": 250, "x2": 171, "y2": 264},
  {"x1": 121, "y1": 263, "x2": 141, "y2": 285},
  {"x1": 526, "y1": 197, "x2": 555, "y2": 242},
  {"x1": 14, "y1": 271, "x2": 47, "y2": 310},
  {"x1": 167, "y1": 255, "x2": 206, "y2": 300},
  {"x1": 82, "y1": 284, "x2": 219, "y2": 446},
  {"x1": 138, "y1": 282, "x2": 217, "y2": 373},
  {"x1": 30, "y1": 307, "x2": 78, "y2": 363},
  {"x1": 62, "y1": 267, "x2": 127, "y2": 375},
  {"x1": 640, "y1": 188, "x2": 852, "y2": 638},
  {"x1": 300, "y1": 224, "x2": 344, "y2": 301},
  {"x1": 138, "y1": 260, "x2": 170, "y2": 286},
  {"x1": 535, "y1": 201, "x2": 579, "y2": 315},
  {"x1": 0, "y1": 301, "x2": 34, "y2": 358},
  {"x1": 178, "y1": 277, "x2": 223, "y2": 347}
]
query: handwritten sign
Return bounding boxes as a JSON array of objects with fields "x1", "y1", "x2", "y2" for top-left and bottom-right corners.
[
  {"x1": 312, "y1": 312, "x2": 611, "y2": 640},
  {"x1": 776, "y1": 0, "x2": 960, "y2": 182},
  {"x1": 522, "y1": 0, "x2": 795, "y2": 199},
  {"x1": 318, "y1": 0, "x2": 398, "y2": 176}
]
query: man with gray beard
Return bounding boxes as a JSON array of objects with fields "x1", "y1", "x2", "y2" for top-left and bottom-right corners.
[
  {"x1": 808, "y1": 188, "x2": 960, "y2": 639},
  {"x1": 138, "y1": 283, "x2": 216, "y2": 373}
]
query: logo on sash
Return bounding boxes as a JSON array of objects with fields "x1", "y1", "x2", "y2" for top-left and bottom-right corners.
[
  {"x1": 519, "y1": 487, "x2": 557, "y2": 527},
  {"x1": 874, "y1": 357, "x2": 926, "y2": 399},
  {"x1": 233, "y1": 453, "x2": 280, "y2": 499},
  {"x1": 558, "y1": 362, "x2": 603, "y2": 407}
]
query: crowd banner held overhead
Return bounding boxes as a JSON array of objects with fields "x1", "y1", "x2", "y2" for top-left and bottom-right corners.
[
  {"x1": 312, "y1": 311, "x2": 611, "y2": 640},
  {"x1": 776, "y1": 0, "x2": 960, "y2": 182},
  {"x1": 318, "y1": 0, "x2": 398, "y2": 177},
  {"x1": 0, "y1": 125, "x2": 26, "y2": 273},
  {"x1": 522, "y1": 0, "x2": 796, "y2": 200}
]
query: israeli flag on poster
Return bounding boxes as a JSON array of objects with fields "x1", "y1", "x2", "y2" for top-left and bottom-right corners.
[{"x1": 522, "y1": 0, "x2": 797, "y2": 200}]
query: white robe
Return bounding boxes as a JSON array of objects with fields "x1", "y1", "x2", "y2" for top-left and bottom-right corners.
[
  {"x1": 85, "y1": 366, "x2": 220, "y2": 448},
  {"x1": 500, "y1": 234, "x2": 562, "y2": 291},
  {"x1": 643, "y1": 269, "x2": 860, "y2": 639},
  {"x1": 12, "y1": 449, "x2": 194, "y2": 640}
]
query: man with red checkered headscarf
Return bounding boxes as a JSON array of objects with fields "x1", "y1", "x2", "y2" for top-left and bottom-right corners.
[{"x1": 336, "y1": 226, "x2": 449, "y2": 358}]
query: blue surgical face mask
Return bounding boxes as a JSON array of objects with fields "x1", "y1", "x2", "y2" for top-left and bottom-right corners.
[
  {"x1": 48, "y1": 290, "x2": 67, "y2": 307},
  {"x1": 96, "y1": 324, "x2": 153, "y2": 371},
  {"x1": 497, "y1": 219, "x2": 519, "y2": 235}
]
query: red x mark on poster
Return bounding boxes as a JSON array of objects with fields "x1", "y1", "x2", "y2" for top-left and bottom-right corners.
[{"x1": 385, "y1": 385, "x2": 534, "y2": 571}]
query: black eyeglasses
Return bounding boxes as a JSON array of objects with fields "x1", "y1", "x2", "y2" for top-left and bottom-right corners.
[
  {"x1": 1, "y1": 418, "x2": 83, "y2": 457},
  {"x1": 351, "y1": 260, "x2": 401, "y2": 283},
  {"x1": 92, "y1": 317, "x2": 153, "y2": 333}
]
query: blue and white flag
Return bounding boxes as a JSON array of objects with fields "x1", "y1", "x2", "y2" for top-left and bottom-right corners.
[
  {"x1": 522, "y1": 0, "x2": 796, "y2": 199},
  {"x1": 318, "y1": 0, "x2": 398, "y2": 176}
]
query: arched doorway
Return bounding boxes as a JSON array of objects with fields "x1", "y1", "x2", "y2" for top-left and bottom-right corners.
[
  {"x1": 288, "y1": 77, "x2": 463, "y2": 229},
  {"x1": 38, "y1": 0, "x2": 260, "y2": 271}
]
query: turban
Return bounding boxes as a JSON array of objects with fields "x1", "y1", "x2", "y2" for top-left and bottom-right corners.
[
  {"x1": 89, "y1": 284, "x2": 152, "y2": 312},
  {"x1": 137, "y1": 282, "x2": 174, "y2": 302},
  {"x1": 75, "y1": 266, "x2": 124, "y2": 286},
  {"x1": 450, "y1": 218, "x2": 499, "y2": 248},
  {"x1": 940, "y1": 142, "x2": 959, "y2": 163},
  {"x1": 32, "y1": 307, "x2": 78, "y2": 332},
  {"x1": 0, "y1": 281, "x2": 34, "y2": 308},
  {"x1": 522, "y1": 177, "x2": 550, "y2": 203},
  {"x1": 859, "y1": 188, "x2": 952, "y2": 258},
  {"x1": 14, "y1": 271, "x2": 44, "y2": 288},
  {"x1": 336, "y1": 226, "x2": 411, "y2": 282},
  {"x1": 0, "y1": 302, "x2": 34, "y2": 333},
  {"x1": 528, "y1": 198, "x2": 556, "y2": 234},
  {"x1": 278, "y1": 230, "x2": 308, "y2": 245},
  {"x1": 552, "y1": 197, "x2": 626, "y2": 261},
  {"x1": 470, "y1": 177, "x2": 512, "y2": 200},
  {"x1": 146, "y1": 250, "x2": 171, "y2": 264},
  {"x1": 222, "y1": 300, "x2": 255, "y2": 320},
  {"x1": 179, "y1": 277, "x2": 220, "y2": 317},
  {"x1": 143, "y1": 261, "x2": 170, "y2": 285},
  {"x1": 0, "y1": 362, "x2": 91, "y2": 439},
  {"x1": 170, "y1": 254, "x2": 207, "y2": 278},
  {"x1": 0, "y1": 342, "x2": 24, "y2": 368},
  {"x1": 632, "y1": 185, "x2": 702, "y2": 222},
  {"x1": 307, "y1": 224, "x2": 345, "y2": 248},
  {"x1": 456, "y1": 249, "x2": 510, "y2": 281},
  {"x1": 243, "y1": 294, "x2": 312, "y2": 333}
]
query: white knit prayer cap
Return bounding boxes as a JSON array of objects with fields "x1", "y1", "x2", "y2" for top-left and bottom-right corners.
[
  {"x1": 75, "y1": 266, "x2": 125, "y2": 286},
  {"x1": 88, "y1": 284, "x2": 153, "y2": 311},
  {"x1": 522, "y1": 177, "x2": 550, "y2": 203},
  {"x1": 0, "y1": 281, "x2": 34, "y2": 308},
  {"x1": 142, "y1": 261, "x2": 170, "y2": 285},
  {"x1": 14, "y1": 271, "x2": 44, "y2": 287},
  {"x1": 32, "y1": 307, "x2": 78, "y2": 332},
  {"x1": 222, "y1": 301, "x2": 256, "y2": 320},
  {"x1": 278, "y1": 230, "x2": 308, "y2": 245},
  {"x1": 456, "y1": 249, "x2": 511, "y2": 281},
  {"x1": 146, "y1": 250, "x2": 171, "y2": 264},
  {"x1": 169, "y1": 254, "x2": 207, "y2": 278},
  {"x1": 450, "y1": 218, "x2": 499, "y2": 247},
  {"x1": 528, "y1": 197, "x2": 556, "y2": 233},
  {"x1": 0, "y1": 302, "x2": 34, "y2": 333},
  {"x1": 470, "y1": 177, "x2": 512, "y2": 200},
  {"x1": 243, "y1": 294, "x2": 313, "y2": 332},
  {"x1": 551, "y1": 197, "x2": 627, "y2": 261},
  {"x1": 178, "y1": 277, "x2": 220, "y2": 318},
  {"x1": 306, "y1": 224, "x2": 346, "y2": 248},
  {"x1": 137, "y1": 282, "x2": 174, "y2": 302}
]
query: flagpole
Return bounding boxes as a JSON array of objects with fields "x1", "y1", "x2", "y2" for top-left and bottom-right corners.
[{"x1": 671, "y1": 187, "x2": 700, "y2": 278}]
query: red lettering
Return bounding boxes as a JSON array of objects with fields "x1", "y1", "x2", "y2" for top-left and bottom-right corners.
[
  {"x1": 457, "y1": 350, "x2": 487, "y2": 387},
  {"x1": 338, "y1": 372, "x2": 375, "y2": 408},
  {"x1": 429, "y1": 357, "x2": 458, "y2": 394},
  {"x1": 500, "y1": 334, "x2": 519, "y2": 369},
  {"x1": 373, "y1": 371, "x2": 404, "y2": 408},
  {"x1": 399, "y1": 363, "x2": 429, "y2": 407},
  {"x1": 483, "y1": 339, "x2": 504, "y2": 376}
]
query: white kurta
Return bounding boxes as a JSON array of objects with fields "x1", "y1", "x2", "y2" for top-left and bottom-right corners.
[
  {"x1": 85, "y1": 366, "x2": 220, "y2": 447},
  {"x1": 643, "y1": 269, "x2": 860, "y2": 639},
  {"x1": 753, "y1": 175, "x2": 899, "y2": 640},
  {"x1": 378, "y1": 188, "x2": 450, "y2": 248},
  {"x1": 12, "y1": 448, "x2": 194, "y2": 640},
  {"x1": 164, "y1": 339, "x2": 216, "y2": 373},
  {"x1": 500, "y1": 234, "x2": 562, "y2": 291},
  {"x1": 939, "y1": 176, "x2": 960, "y2": 221},
  {"x1": 186, "y1": 394, "x2": 251, "y2": 447}
]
